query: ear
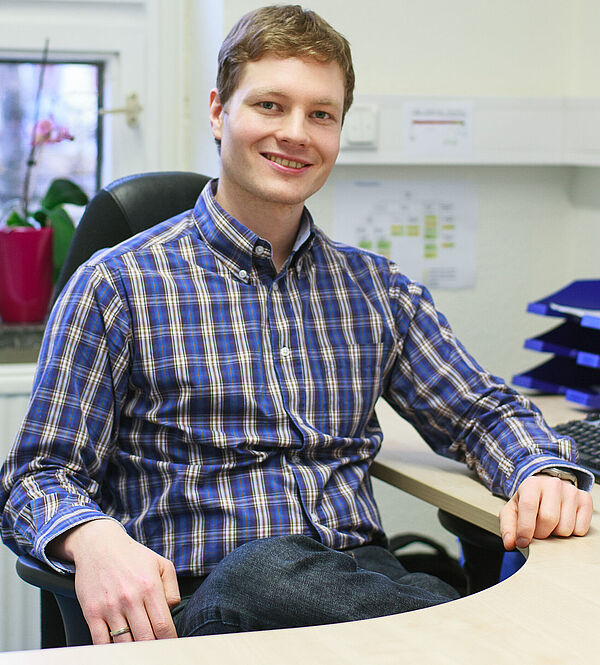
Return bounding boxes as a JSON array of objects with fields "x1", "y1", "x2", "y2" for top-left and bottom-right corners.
[{"x1": 209, "y1": 89, "x2": 224, "y2": 141}]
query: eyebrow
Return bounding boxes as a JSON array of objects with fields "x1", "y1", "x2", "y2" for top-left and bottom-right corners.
[{"x1": 247, "y1": 88, "x2": 342, "y2": 109}]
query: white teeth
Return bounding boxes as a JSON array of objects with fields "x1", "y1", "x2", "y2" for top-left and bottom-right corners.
[{"x1": 266, "y1": 154, "x2": 306, "y2": 169}]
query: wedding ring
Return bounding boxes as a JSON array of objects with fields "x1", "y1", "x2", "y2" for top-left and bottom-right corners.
[{"x1": 110, "y1": 626, "x2": 132, "y2": 638}]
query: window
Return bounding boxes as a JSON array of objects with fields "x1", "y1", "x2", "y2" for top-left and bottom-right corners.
[{"x1": 0, "y1": 59, "x2": 103, "y2": 216}]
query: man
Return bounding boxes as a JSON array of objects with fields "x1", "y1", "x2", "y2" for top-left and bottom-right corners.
[{"x1": 0, "y1": 5, "x2": 593, "y2": 645}]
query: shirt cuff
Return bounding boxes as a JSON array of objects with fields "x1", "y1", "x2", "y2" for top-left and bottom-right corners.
[
  {"x1": 34, "y1": 508, "x2": 125, "y2": 574},
  {"x1": 512, "y1": 457, "x2": 595, "y2": 495}
]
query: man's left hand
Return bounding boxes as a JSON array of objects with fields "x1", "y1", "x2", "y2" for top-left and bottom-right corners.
[{"x1": 499, "y1": 474, "x2": 593, "y2": 551}]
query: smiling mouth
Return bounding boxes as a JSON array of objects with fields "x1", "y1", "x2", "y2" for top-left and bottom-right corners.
[{"x1": 263, "y1": 153, "x2": 309, "y2": 169}]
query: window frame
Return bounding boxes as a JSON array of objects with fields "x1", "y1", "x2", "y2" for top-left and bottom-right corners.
[
  {"x1": 0, "y1": 55, "x2": 105, "y2": 194},
  {"x1": 0, "y1": 0, "x2": 191, "y2": 185}
]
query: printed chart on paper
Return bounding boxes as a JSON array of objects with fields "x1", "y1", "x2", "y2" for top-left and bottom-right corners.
[{"x1": 333, "y1": 179, "x2": 477, "y2": 289}]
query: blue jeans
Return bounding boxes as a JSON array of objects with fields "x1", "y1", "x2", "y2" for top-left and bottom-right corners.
[{"x1": 173, "y1": 535, "x2": 459, "y2": 637}]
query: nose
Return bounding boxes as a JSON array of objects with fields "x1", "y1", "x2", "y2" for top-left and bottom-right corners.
[{"x1": 276, "y1": 109, "x2": 309, "y2": 147}]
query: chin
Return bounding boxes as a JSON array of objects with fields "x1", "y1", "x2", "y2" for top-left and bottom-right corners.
[{"x1": 258, "y1": 186, "x2": 315, "y2": 207}]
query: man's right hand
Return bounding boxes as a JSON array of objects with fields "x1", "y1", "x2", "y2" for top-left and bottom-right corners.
[{"x1": 47, "y1": 519, "x2": 180, "y2": 644}]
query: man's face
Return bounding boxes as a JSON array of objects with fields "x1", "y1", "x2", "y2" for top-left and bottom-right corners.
[{"x1": 209, "y1": 55, "x2": 345, "y2": 218}]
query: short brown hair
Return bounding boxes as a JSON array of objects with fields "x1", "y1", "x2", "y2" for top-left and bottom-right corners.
[{"x1": 217, "y1": 5, "x2": 355, "y2": 118}]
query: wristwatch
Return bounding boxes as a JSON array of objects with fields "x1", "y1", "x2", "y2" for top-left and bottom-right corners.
[{"x1": 535, "y1": 467, "x2": 578, "y2": 488}]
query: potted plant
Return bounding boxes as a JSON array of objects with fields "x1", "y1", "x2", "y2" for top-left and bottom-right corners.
[{"x1": 0, "y1": 42, "x2": 88, "y2": 324}]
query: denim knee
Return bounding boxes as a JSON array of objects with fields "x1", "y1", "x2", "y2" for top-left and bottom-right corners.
[{"x1": 176, "y1": 535, "x2": 324, "y2": 636}]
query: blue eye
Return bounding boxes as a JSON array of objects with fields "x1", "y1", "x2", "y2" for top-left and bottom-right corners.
[
  {"x1": 260, "y1": 101, "x2": 276, "y2": 110},
  {"x1": 313, "y1": 111, "x2": 330, "y2": 120}
]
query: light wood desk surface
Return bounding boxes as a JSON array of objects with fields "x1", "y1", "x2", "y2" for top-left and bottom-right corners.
[{"x1": 2, "y1": 395, "x2": 598, "y2": 664}]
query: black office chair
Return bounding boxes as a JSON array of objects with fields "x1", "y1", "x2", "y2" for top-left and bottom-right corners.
[
  {"x1": 436, "y1": 509, "x2": 506, "y2": 594},
  {"x1": 53, "y1": 171, "x2": 211, "y2": 300},
  {"x1": 17, "y1": 554, "x2": 86, "y2": 647},
  {"x1": 16, "y1": 170, "x2": 505, "y2": 647}
]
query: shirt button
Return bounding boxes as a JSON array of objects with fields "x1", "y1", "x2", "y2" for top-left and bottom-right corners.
[
  {"x1": 254, "y1": 245, "x2": 266, "y2": 256},
  {"x1": 290, "y1": 453, "x2": 301, "y2": 464},
  {"x1": 238, "y1": 269, "x2": 248, "y2": 280},
  {"x1": 281, "y1": 346, "x2": 291, "y2": 358}
]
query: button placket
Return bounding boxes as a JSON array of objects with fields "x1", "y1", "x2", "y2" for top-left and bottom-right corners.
[{"x1": 270, "y1": 281, "x2": 292, "y2": 360}]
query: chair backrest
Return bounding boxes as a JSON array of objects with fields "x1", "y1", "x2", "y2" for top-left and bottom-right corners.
[{"x1": 54, "y1": 171, "x2": 211, "y2": 299}]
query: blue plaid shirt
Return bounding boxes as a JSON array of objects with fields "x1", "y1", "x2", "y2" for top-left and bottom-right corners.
[{"x1": 0, "y1": 180, "x2": 592, "y2": 576}]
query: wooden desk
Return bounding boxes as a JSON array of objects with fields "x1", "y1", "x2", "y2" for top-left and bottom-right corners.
[{"x1": 2, "y1": 396, "x2": 597, "y2": 664}]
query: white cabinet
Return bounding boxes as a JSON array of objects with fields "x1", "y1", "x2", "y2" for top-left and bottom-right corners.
[
  {"x1": 339, "y1": 96, "x2": 600, "y2": 166},
  {"x1": 0, "y1": 364, "x2": 39, "y2": 652}
]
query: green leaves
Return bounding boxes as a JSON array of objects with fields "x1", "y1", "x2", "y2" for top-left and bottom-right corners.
[
  {"x1": 5, "y1": 210, "x2": 33, "y2": 228},
  {"x1": 45, "y1": 206, "x2": 76, "y2": 282},
  {"x1": 41, "y1": 178, "x2": 88, "y2": 209},
  {"x1": 38, "y1": 179, "x2": 88, "y2": 282}
]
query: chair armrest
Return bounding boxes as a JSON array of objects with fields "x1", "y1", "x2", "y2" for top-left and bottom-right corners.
[
  {"x1": 16, "y1": 554, "x2": 76, "y2": 598},
  {"x1": 16, "y1": 554, "x2": 92, "y2": 646},
  {"x1": 437, "y1": 509, "x2": 504, "y2": 550}
]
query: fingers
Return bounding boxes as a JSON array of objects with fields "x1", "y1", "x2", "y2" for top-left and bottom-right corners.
[
  {"x1": 83, "y1": 576, "x2": 177, "y2": 644},
  {"x1": 515, "y1": 481, "x2": 545, "y2": 548},
  {"x1": 499, "y1": 482, "x2": 543, "y2": 550},
  {"x1": 87, "y1": 616, "x2": 112, "y2": 645},
  {"x1": 114, "y1": 598, "x2": 154, "y2": 642},
  {"x1": 529, "y1": 480, "x2": 561, "y2": 541},
  {"x1": 551, "y1": 483, "x2": 577, "y2": 537},
  {"x1": 111, "y1": 570, "x2": 177, "y2": 642},
  {"x1": 573, "y1": 491, "x2": 594, "y2": 537},
  {"x1": 144, "y1": 598, "x2": 178, "y2": 640},
  {"x1": 499, "y1": 499, "x2": 518, "y2": 551},
  {"x1": 499, "y1": 475, "x2": 594, "y2": 552},
  {"x1": 160, "y1": 558, "x2": 182, "y2": 611},
  {"x1": 148, "y1": 560, "x2": 179, "y2": 639}
]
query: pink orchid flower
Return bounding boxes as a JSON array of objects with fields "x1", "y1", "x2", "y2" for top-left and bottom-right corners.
[{"x1": 32, "y1": 116, "x2": 74, "y2": 146}]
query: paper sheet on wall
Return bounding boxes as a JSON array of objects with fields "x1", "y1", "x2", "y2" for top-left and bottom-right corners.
[
  {"x1": 333, "y1": 180, "x2": 477, "y2": 289},
  {"x1": 404, "y1": 101, "x2": 474, "y2": 157}
]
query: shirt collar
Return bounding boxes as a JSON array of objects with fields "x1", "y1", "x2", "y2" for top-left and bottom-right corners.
[{"x1": 193, "y1": 179, "x2": 314, "y2": 276}]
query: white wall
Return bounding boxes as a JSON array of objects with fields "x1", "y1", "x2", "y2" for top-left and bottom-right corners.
[
  {"x1": 570, "y1": 0, "x2": 600, "y2": 97},
  {"x1": 223, "y1": 0, "x2": 571, "y2": 97}
]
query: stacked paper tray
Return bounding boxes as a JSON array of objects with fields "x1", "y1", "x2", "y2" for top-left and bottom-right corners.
[
  {"x1": 526, "y1": 279, "x2": 600, "y2": 322},
  {"x1": 523, "y1": 321, "x2": 600, "y2": 369},
  {"x1": 513, "y1": 280, "x2": 600, "y2": 408},
  {"x1": 513, "y1": 357, "x2": 600, "y2": 408}
]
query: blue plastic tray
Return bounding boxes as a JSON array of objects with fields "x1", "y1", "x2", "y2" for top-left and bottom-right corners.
[
  {"x1": 524, "y1": 321, "x2": 600, "y2": 368},
  {"x1": 526, "y1": 280, "x2": 600, "y2": 320},
  {"x1": 512, "y1": 357, "x2": 600, "y2": 408}
]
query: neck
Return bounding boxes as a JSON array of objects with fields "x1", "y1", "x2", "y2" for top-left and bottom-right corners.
[{"x1": 214, "y1": 182, "x2": 304, "y2": 271}]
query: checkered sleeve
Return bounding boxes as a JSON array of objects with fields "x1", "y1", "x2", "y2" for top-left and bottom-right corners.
[
  {"x1": 384, "y1": 273, "x2": 594, "y2": 498},
  {"x1": 0, "y1": 263, "x2": 132, "y2": 571}
]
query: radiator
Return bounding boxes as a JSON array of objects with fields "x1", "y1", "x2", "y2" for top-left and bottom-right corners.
[{"x1": 0, "y1": 365, "x2": 40, "y2": 652}]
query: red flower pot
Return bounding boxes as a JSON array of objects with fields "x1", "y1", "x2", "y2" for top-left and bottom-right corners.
[{"x1": 0, "y1": 227, "x2": 53, "y2": 323}]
